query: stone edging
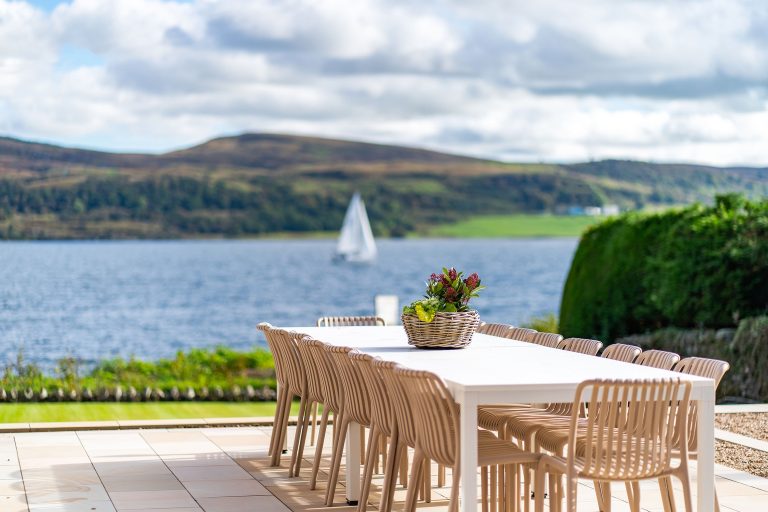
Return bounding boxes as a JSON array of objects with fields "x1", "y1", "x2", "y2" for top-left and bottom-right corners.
[{"x1": 0, "y1": 415, "x2": 303, "y2": 433}]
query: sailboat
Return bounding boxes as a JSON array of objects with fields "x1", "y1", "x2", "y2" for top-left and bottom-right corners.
[{"x1": 334, "y1": 192, "x2": 377, "y2": 263}]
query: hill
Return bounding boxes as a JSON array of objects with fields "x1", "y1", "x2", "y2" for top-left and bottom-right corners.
[{"x1": 0, "y1": 133, "x2": 766, "y2": 239}]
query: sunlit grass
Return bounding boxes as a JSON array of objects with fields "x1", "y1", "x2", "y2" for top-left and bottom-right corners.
[
  {"x1": 422, "y1": 214, "x2": 601, "y2": 238},
  {"x1": 0, "y1": 401, "x2": 298, "y2": 423}
]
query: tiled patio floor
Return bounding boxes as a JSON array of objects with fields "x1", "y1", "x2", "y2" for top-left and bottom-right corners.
[{"x1": 1, "y1": 425, "x2": 767, "y2": 511}]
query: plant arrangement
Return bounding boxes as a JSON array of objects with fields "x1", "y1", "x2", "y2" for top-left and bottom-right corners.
[{"x1": 403, "y1": 267, "x2": 484, "y2": 323}]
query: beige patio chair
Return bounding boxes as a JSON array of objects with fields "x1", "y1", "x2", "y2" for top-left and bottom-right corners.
[
  {"x1": 533, "y1": 347, "x2": 683, "y2": 510},
  {"x1": 317, "y1": 316, "x2": 386, "y2": 327},
  {"x1": 601, "y1": 343, "x2": 642, "y2": 363},
  {"x1": 260, "y1": 328, "x2": 309, "y2": 471},
  {"x1": 394, "y1": 365, "x2": 541, "y2": 512},
  {"x1": 557, "y1": 337, "x2": 603, "y2": 355},
  {"x1": 527, "y1": 331, "x2": 564, "y2": 348},
  {"x1": 634, "y1": 349, "x2": 680, "y2": 370},
  {"x1": 311, "y1": 315, "x2": 386, "y2": 444},
  {"x1": 655, "y1": 357, "x2": 730, "y2": 512},
  {"x1": 303, "y1": 339, "x2": 346, "y2": 491},
  {"x1": 506, "y1": 327, "x2": 537, "y2": 342},
  {"x1": 350, "y1": 352, "x2": 413, "y2": 512},
  {"x1": 257, "y1": 323, "x2": 289, "y2": 460},
  {"x1": 477, "y1": 322, "x2": 514, "y2": 337},
  {"x1": 535, "y1": 378, "x2": 693, "y2": 512},
  {"x1": 377, "y1": 360, "x2": 448, "y2": 509},
  {"x1": 292, "y1": 336, "x2": 330, "y2": 478},
  {"x1": 322, "y1": 345, "x2": 374, "y2": 506}
]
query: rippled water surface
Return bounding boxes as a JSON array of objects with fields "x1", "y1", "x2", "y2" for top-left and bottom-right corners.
[{"x1": 0, "y1": 239, "x2": 577, "y2": 368}]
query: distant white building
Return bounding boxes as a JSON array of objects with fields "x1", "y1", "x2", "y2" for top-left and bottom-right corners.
[{"x1": 602, "y1": 204, "x2": 620, "y2": 216}]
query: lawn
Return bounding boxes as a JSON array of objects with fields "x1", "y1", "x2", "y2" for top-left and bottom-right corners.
[
  {"x1": 0, "y1": 401, "x2": 292, "y2": 423},
  {"x1": 423, "y1": 214, "x2": 601, "y2": 238}
]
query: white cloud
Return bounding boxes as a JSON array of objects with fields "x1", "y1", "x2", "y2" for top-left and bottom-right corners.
[{"x1": 0, "y1": 0, "x2": 766, "y2": 165}]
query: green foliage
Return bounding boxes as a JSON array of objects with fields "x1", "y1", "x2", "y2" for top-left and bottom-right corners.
[
  {"x1": 560, "y1": 195, "x2": 768, "y2": 341},
  {"x1": 521, "y1": 313, "x2": 559, "y2": 333},
  {"x1": 0, "y1": 346, "x2": 276, "y2": 401},
  {"x1": 616, "y1": 315, "x2": 768, "y2": 401}
]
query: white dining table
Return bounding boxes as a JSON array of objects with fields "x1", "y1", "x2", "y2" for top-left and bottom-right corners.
[{"x1": 291, "y1": 326, "x2": 716, "y2": 512}]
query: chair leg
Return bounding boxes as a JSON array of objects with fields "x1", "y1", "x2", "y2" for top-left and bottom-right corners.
[
  {"x1": 310, "y1": 402, "x2": 318, "y2": 446},
  {"x1": 292, "y1": 398, "x2": 314, "y2": 477},
  {"x1": 379, "y1": 434, "x2": 401, "y2": 512},
  {"x1": 594, "y1": 481, "x2": 612, "y2": 512},
  {"x1": 309, "y1": 407, "x2": 331, "y2": 490},
  {"x1": 626, "y1": 481, "x2": 640, "y2": 512},
  {"x1": 448, "y1": 463, "x2": 461, "y2": 512},
  {"x1": 289, "y1": 396, "x2": 309, "y2": 477},
  {"x1": 269, "y1": 387, "x2": 285, "y2": 457},
  {"x1": 422, "y1": 459, "x2": 431, "y2": 503},
  {"x1": 534, "y1": 463, "x2": 546, "y2": 512},
  {"x1": 405, "y1": 450, "x2": 426, "y2": 512},
  {"x1": 399, "y1": 444, "x2": 409, "y2": 487},
  {"x1": 659, "y1": 476, "x2": 676, "y2": 512},
  {"x1": 271, "y1": 393, "x2": 293, "y2": 467},
  {"x1": 358, "y1": 426, "x2": 380, "y2": 512},
  {"x1": 677, "y1": 472, "x2": 694, "y2": 512},
  {"x1": 482, "y1": 466, "x2": 489, "y2": 512},
  {"x1": 490, "y1": 465, "x2": 497, "y2": 512},
  {"x1": 565, "y1": 473, "x2": 578, "y2": 512},
  {"x1": 325, "y1": 415, "x2": 348, "y2": 506}
]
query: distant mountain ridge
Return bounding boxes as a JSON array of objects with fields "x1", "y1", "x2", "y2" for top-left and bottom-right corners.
[{"x1": 0, "y1": 133, "x2": 766, "y2": 239}]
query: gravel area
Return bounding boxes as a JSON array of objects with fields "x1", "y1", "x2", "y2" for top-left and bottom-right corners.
[
  {"x1": 716, "y1": 440, "x2": 768, "y2": 479},
  {"x1": 715, "y1": 412, "x2": 768, "y2": 441}
]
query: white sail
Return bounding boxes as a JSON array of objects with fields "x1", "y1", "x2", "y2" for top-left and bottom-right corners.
[{"x1": 335, "y1": 192, "x2": 377, "y2": 263}]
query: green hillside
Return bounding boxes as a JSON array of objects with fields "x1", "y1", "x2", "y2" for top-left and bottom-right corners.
[{"x1": 0, "y1": 133, "x2": 766, "y2": 239}]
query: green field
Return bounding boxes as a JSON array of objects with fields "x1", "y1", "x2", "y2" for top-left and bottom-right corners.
[
  {"x1": 422, "y1": 214, "x2": 601, "y2": 238},
  {"x1": 0, "y1": 401, "x2": 291, "y2": 423}
]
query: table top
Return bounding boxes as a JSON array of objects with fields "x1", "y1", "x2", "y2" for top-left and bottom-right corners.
[{"x1": 288, "y1": 326, "x2": 713, "y2": 397}]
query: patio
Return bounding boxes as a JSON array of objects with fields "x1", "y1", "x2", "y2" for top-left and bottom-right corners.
[{"x1": 2, "y1": 423, "x2": 767, "y2": 512}]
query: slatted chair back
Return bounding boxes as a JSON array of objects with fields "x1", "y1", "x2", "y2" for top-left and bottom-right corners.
[
  {"x1": 294, "y1": 336, "x2": 326, "y2": 405},
  {"x1": 476, "y1": 322, "x2": 513, "y2": 337},
  {"x1": 394, "y1": 366, "x2": 458, "y2": 467},
  {"x1": 529, "y1": 331, "x2": 564, "y2": 348},
  {"x1": 634, "y1": 349, "x2": 680, "y2": 370},
  {"x1": 571, "y1": 378, "x2": 691, "y2": 482},
  {"x1": 673, "y1": 357, "x2": 730, "y2": 451},
  {"x1": 506, "y1": 327, "x2": 537, "y2": 342},
  {"x1": 559, "y1": 337, "x2": 603, "y2": 355},
  {"x1": 376, "y1": 360, "x2": 419, "y2": 448},
  {"x1": 327, "y1": 346, "x2": 371, "y2": 426},
  {"x1": 317, "y1": 316, "x2": 386, "y2": 327},
  {"x1": 350, "y1": 352, "x2": 395, "y2": 437},
  {"x1": 271, "y1": 328, "x2": 306, "y2": 396},
  {"x1": 311, "y1": 340, "x2": 345, "y2": 413},
  {"x1": 257, "y1": 323, "x2": 288, "y2": 388},
  {"x1": 601, "y1": 343, "x2": 642, "y2": 363}
]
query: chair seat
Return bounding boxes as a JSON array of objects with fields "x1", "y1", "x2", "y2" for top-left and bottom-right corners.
[{"x1": 478, "y1": 430, "x2": 540, "y2": 467}]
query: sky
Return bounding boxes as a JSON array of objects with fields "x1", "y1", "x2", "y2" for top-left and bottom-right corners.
[{"x1": 1, "y1": 0, "x2": 767, "y2": 165}]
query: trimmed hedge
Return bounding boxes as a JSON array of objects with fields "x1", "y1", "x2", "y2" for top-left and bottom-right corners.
[
  {"x1": 0, "y1": 346, "x2": 277, "y2": 402},
  {"x1": 617, "y1": 316, "x2": 768, "y2": 402},
  {"x1": 560, "y1": 194, "x2": 768, "y2": 341}
]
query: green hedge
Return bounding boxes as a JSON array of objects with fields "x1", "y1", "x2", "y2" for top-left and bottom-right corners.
[
  {"x1": 560, "y1": 194, "x2": 768, "y2": 341},
  {"x1": 0, "y1": 346, "x2": 277, "y2": 402}
]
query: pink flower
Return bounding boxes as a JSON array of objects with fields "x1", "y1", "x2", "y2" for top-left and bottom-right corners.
[
  {"x1": 465, "y1": 272, "x2": 480, "y2": 289},
  {"x1": 448, "y1": 268, "x2": 458, "y2": 281},
  {"x1": 429, "y1": 273, "x2": 440, "y2": 282},
  {"x1": 444, "y1": 286, "x2": 457, "y2": 302}
]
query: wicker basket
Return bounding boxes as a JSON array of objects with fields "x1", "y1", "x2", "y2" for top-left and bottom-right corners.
[{"x1": 402, "y1": 310, "x2": 480, "y2": 349}]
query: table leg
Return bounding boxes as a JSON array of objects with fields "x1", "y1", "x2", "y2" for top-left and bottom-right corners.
[
  {"x1": 459, "y1": 391, "x2": 479, "y2": 512},
  {"x1": 696, "y1": 386, "x2": 715, "y2": 512},
  {"x1": 346, "y1": 420, "x2": 362, "y2": 505}
]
